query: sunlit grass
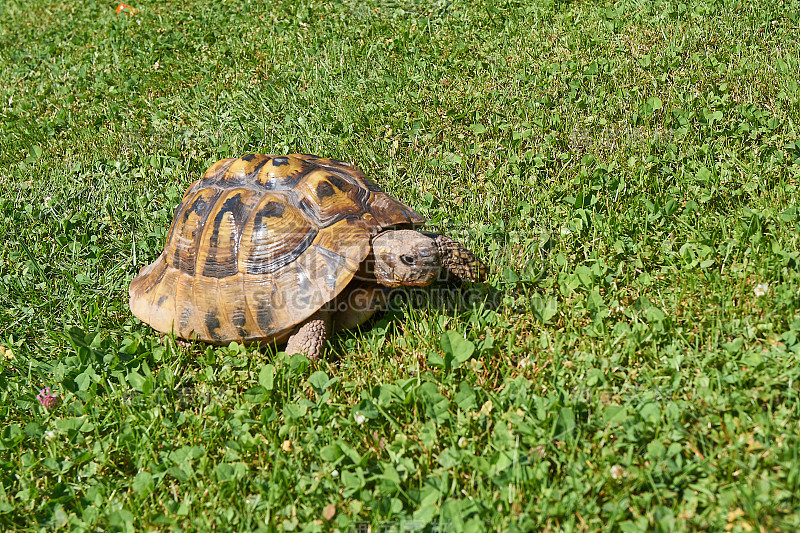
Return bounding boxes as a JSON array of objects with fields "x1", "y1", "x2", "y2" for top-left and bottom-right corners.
[{"x1": 1, "y1": 0, "x2": 799, "y2": 531}]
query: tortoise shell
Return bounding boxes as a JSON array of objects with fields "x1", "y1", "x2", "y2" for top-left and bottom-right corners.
[{"x1": 129, "y1": 153, "x2": 425, "y2": 344}]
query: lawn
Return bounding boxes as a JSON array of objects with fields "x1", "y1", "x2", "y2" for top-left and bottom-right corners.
[{"x1": 1, "y1": 0, "x2": 800, "y2": 531}]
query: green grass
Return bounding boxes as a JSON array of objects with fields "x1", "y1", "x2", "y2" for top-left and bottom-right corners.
[{"x1": 2, "y1": 0, "x2": 800, "y2": 530}]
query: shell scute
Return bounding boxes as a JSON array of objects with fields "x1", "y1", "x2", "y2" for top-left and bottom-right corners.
[
  {"x1": 169, "y1": 188, "x2": 222, "y2": 275},
  {"x1": 365, "y1": 191, "x2": 424, "y2": 227},
  {"x1": 200, "y1": 158, "x2": 237, "y2": 186},
  {"x1": 254, "y1": 155, "x2": 308, "y2": 190},
  {"x1": 295, "y1": 169, "x2": 368, "y2": 227},
  {"x1": 195, "y1": 188, "x2": 259, "y2": 279},
  {"x1": 240, "y1": 193, "x2": 317, "y2": 276}
]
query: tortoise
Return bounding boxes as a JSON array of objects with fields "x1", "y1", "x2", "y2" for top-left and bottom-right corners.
[{"x1": 129, "y1": 153, "x2": 487, "y2": 359}]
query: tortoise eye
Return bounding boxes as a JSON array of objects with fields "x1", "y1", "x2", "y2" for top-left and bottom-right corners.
[{"x1": 400, "y1": 254, "x2": 416, "y2": 266}]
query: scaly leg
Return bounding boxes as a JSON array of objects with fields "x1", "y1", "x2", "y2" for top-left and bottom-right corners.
[
  {"x1": 434, "y1": 234, "x2": 489, "y2": 282},
  {"x1": 284, "y1": 311, "x2": 331, "y2": 360}
]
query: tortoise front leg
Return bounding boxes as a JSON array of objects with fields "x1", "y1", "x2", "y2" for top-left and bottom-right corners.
[
  {"x1": 433, "y1": 234, "x2": 489, "y2": 282},
  {"x1": 285, "y1": 311, "x2": 331, "y2": 360}
]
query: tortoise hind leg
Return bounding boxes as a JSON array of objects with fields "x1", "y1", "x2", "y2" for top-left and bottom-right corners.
[{"x1": 285, "y1": 311, "x2": 331, "y2": 360}]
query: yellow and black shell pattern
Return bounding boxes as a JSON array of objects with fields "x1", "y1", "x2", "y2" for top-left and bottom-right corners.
[{"x1": 129, "y1": 153, "x2": 425, "y2": 344}]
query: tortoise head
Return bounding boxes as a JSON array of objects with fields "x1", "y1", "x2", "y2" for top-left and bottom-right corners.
[{"x1": 371, "y1": 230, "x2": 441, "y2": 287}]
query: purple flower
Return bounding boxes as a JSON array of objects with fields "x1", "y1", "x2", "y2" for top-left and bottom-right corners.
[{"x1": 37, "y1": 387, "x2": 59, "y2": 408}]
